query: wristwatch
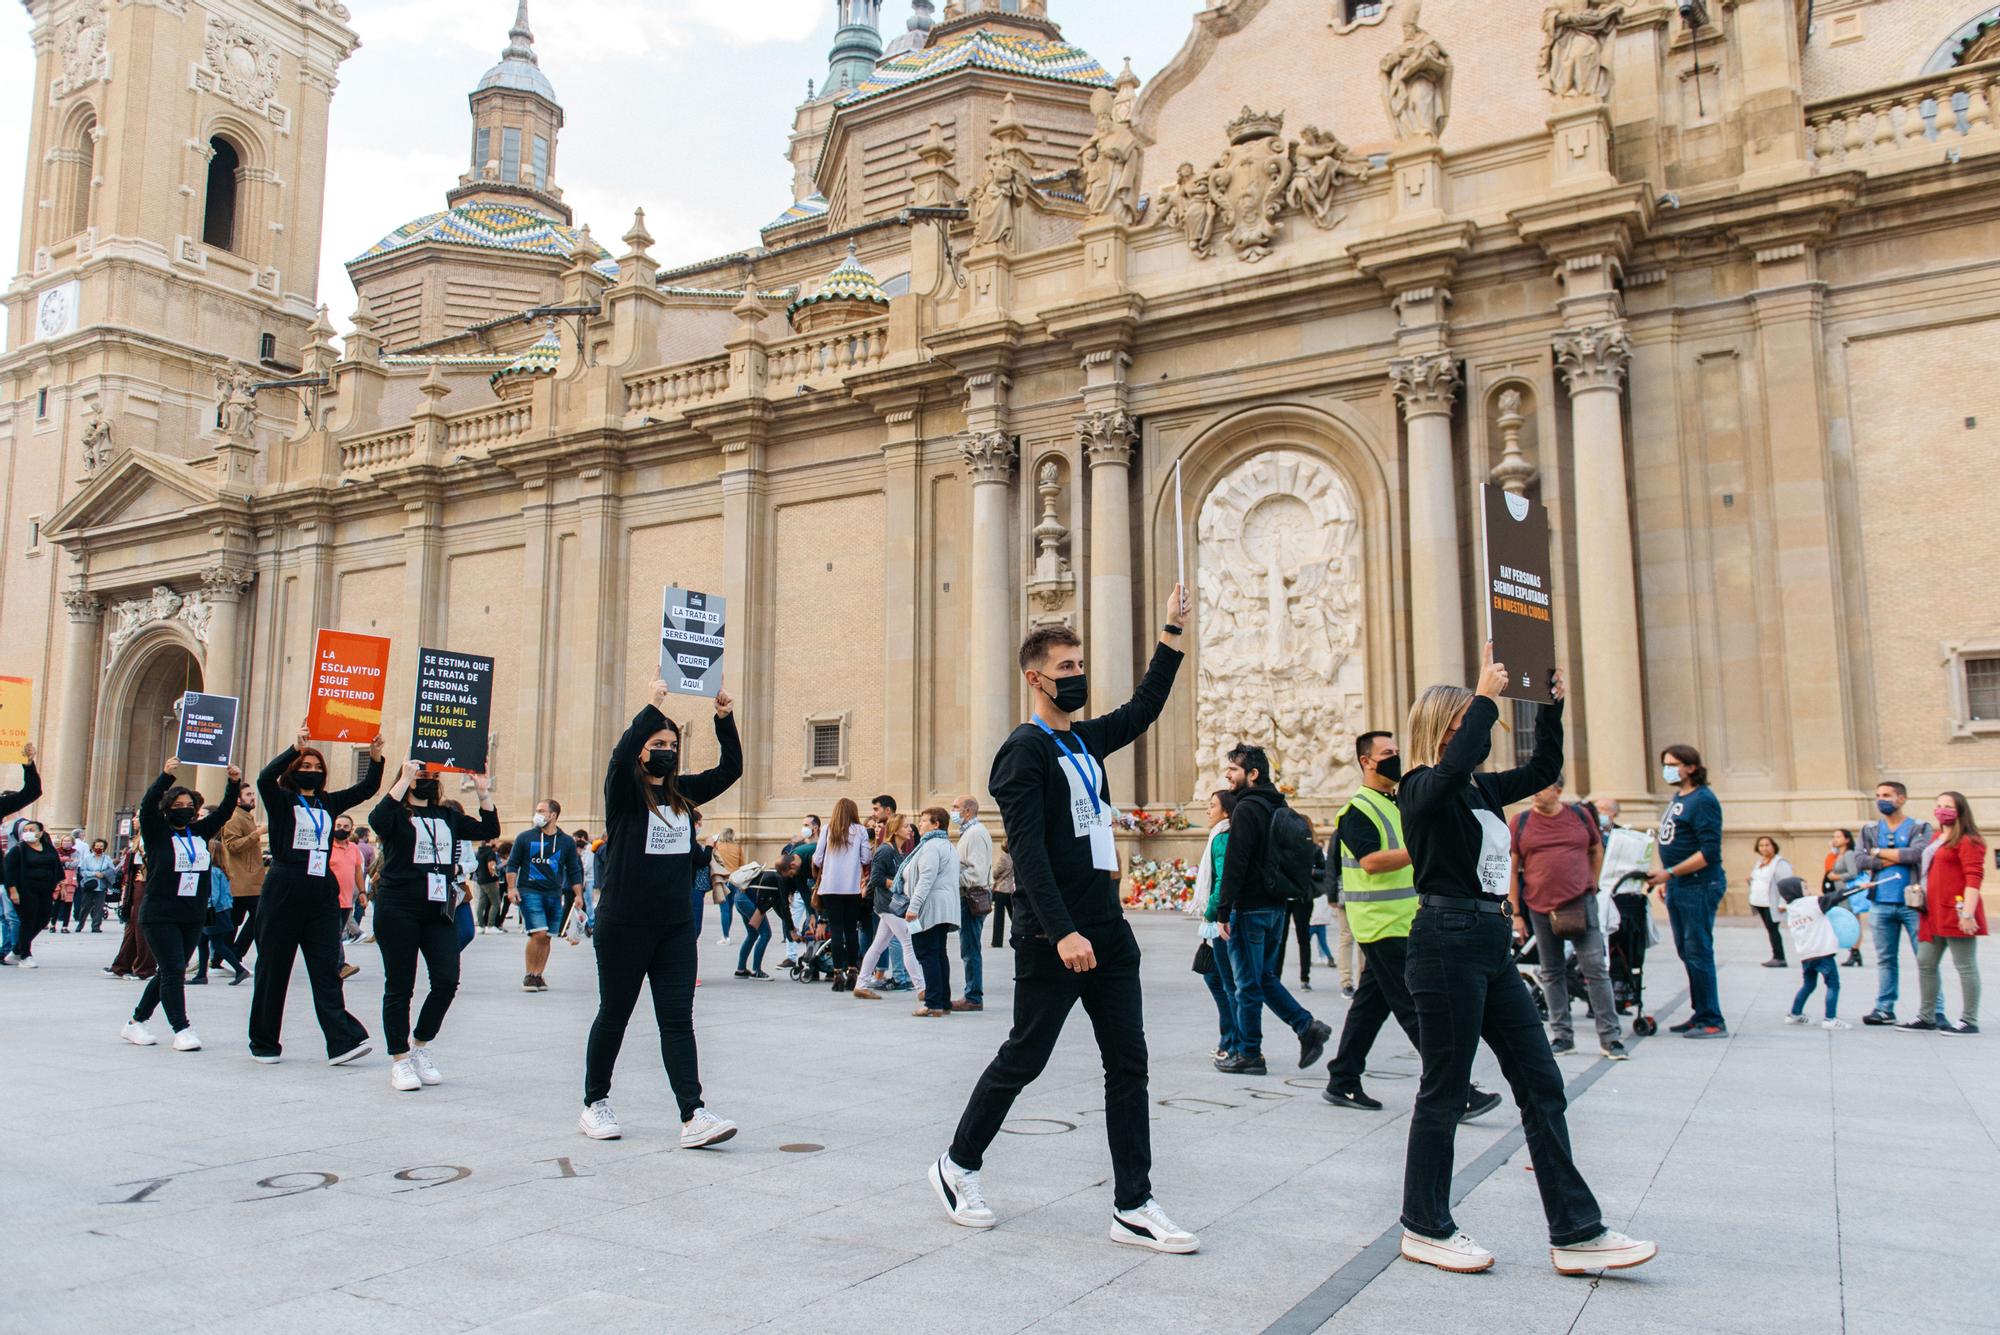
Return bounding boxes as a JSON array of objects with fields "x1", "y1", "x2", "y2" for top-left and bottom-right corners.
[{"x1": 1163, "y1": 623, "x2": 1184, "y2": 636}]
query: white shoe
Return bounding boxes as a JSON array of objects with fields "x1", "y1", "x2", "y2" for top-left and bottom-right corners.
[
  {"x1": 1783, "y1": 1014, "x2": 1810, "y2": 1025},
  {"x1": 250, "y1": 1052, "x2": 281, "y2": 1065},
  {"x1": 120, "y1": 1019, "x2": 158, "y2": 1047},
  {"x1": 1821, "y1": 1017, "x2": 1852, "y2": 1031},
  {"x1": 1551, "y1": 1229, "x2": 1657, "y2": 1275},
  {"x1": 390, "y1": 1058, "x2": 422, "y2": 1092},
  {"x1": 579, "y1": 1099, "x2": 622, "y2": 1140},
  {"x1": 327, "y1": 1042, "x2": 372, "y2": 1067},
  {"x1": 680, "y1": 1108, "x2": 738, "y2": 1149},
  {"x1": 16, "y1": 956, "x2": 37, "y2": 969},
  {"x1": 1401, "y1": 1228, "x2": 1495, "y2": 1273},
  {"x1": 1110, "y1": 1199, "x2": 1199, "y2": 1254},
  {"x1": 172, "y1": 1027, "x2": 202, "y2": 1052},
  {"x1": 410, "y1": 1046, "x2": 443, "y2": 1085},
  {"x1": 929, "y1": 1154, "x2": 996, "y2": 1229}
]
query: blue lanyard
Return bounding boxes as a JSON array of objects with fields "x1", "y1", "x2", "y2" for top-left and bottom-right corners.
[
  {"x1": 298, "y1": 800, "x2": 325, "y2": 846},
  {"x1": 174, "y1": 832, "x2": 202, "y2": 867},
  {"x1": 1033, "y1": 717, "x2": 1101, "y2": 817}
]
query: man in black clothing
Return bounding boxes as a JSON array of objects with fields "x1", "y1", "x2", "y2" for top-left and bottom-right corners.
[{"x1": 932, "y1": 584, "x2": 1201, "y2": 1256}]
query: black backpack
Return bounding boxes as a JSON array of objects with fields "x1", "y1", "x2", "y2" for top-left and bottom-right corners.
[{"x1": 1265, "y1": 803, "x2": 1318, "y2": 904}]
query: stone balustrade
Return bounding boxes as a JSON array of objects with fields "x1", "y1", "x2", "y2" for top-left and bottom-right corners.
[
  {"x1": 624, "y1": 357, "x2": 732, "y2": 417},
  {"x1": 340, "y1": 427, "x2": 414, "y2": 473},
  {"x1": 444, "y1": 401, "x2": 533, "y2": 450},
  {"x1": 1808, "y1": 58, "x2": 2000, "y2": 171},
  {"x1": 768, "y1": 322, "x2": 889, "y2": 386}
]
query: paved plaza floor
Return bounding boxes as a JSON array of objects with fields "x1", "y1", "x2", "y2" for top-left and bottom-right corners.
[{"x1": 1, "y1": 910, "x2": 1988, "y2": 1334}]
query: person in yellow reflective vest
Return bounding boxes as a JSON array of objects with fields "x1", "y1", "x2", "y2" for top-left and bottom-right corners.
[{"x1": 1322, "y1": 730, "x2": 1502, "y2": 1120}]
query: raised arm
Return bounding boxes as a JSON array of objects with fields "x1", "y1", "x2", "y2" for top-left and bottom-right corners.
[
  {"x1": 604, "y1": 702, "x2": 664, "y2": 822},
  {"x1": 369, "y1": 794, "x2": 410, "y2": 843},
  {"x1": 1400, "y1": 695, "x2": 1499, "y2": 821},
  {"x1": 257, "y1": 746, "x2": 298, "y2": 808},
  {"x1": 1076, "y1": 643, "x2": 1184, "y2": 761},
  {"x1": 1487, "y1": 698, "x2": 1565, "y2": 808},
  {"x1": 679, "y1": 711, "x2": 743, "y2": 808},
  {"x1": 0, "y1": 751, "x2": 42, "y2": 820},
  {"x1": 457, "y1": 803, "x2": 501, "y2": 843},
  {"x1": 137, "y1": 769, "x2": 176, "y2": 842}
]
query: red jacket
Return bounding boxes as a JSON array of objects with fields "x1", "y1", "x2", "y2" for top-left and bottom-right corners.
[{"x1": 1921, "y1": 835, "x2": 1987, "y2": 941}]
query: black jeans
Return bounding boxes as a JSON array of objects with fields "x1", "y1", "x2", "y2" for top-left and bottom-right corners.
[
  {"x1": 230, "y1": 897, "x2": 260, "y2": 960},
  {"x1": 913, "y1": 924, "x2": 952, "y2": 1011},
  {"x1": 197, "y1": 921, "x2": 247, "y2": 978},
  {"x1": 73, "y1": 887, "x2": 106, "y2": 931},
  {"x1": 821, "y1": 895, "x2": 867, "y2": 971},
  {"x1": 585, "y1": 917, "x2": 703, "y2": 1120},
  {"x1": 949, "y1": 919, "x2": 1151, "y2": 1211},
  {"x1": 1752, "y1": 904, "x2": 1786, "y2": 962},
  {"x1": 13, "y1": 887, "x2": 51, "y2": 957},
  {"x1": 375, "y1": 898, "x2": 461, "y2": 1056},
  {"x1": 1326, "y1": 934, "x2": 1421, "y2": 1087},
  {"x1": 247, "y1": 872, "x2": 369, "y2": 1060},
  {"x1": 990, "y1": 894, "x2": 1010, "y2": 947},
  {"x1": 1288, "y1": 899, "x2": 1313, "y2": 984},
  {"x1": 1402, "y1": 906, "x2": 1602, "y2": 1246},
  {"x1": 134, "y1": 921, "x2": 204, "y2": 1031}
]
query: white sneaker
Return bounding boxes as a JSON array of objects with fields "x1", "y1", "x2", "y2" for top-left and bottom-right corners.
[
  {"x1": 1821, "y1": 1017, "x2": 1852, "y2": 1031},
  {"x1": 579, "y1": 1099, "x2": 622, "y2": 1140},
  {"x1": 928, "y1": 1154, "x2": 996, "y2": 1229},
  {"x1": 250, "y1": 1052, "x2": 281, "y2": 1065},
  {"x1": 172, "y1": 1027, "x2": 202, "y2": 1052},
  {"x1": 680, "y1": 1108, "x2": 738, "y2": 1149},
  {"x1": 121, "y1": 1019, "x2": 158, "y2": 1047},
  {"x1": 327, "y1": 1042, "x2": 372, "y2": 1067},
  {"x1": 1401, "y1": 1228, "x2": 1495, "y2": 1273},
  {"x1": 16, "y1": 956, "x2": 37, "y2": 969},
  {"x1": 410, "y1": 1046, "x2": 443, "y2": 1085},
  {"x1": 1110, "y1": 1199, "x2": 1200, "y2": 1254},
  {"x1": 1783, "y1": 1014, "x2": 1810, "y2": 1025},
  {"x1": 1551, "y1": 1229, "x2": 1658, "y2": 1275},
  {"x1": 390, "y1": 1058, "x2": 422, "y2": 1092}
]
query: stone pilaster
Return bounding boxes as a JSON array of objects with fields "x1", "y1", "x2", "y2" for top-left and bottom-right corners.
[
  {"x1": 1390, "y1": 351, "x2": 1465, "y2": 692},
  {"x1": 196, "y1": 564, "x2": 254, "y2": 791},
  {"x1": 1078, "y1": 406, "x2": 1139, "y2": 797},
  {"x1": 54, "y1": 590, "x2": 103, "y2": 831},
  {"x1": 961, "y1": 425, "x2": 1018, "y2": 785}
]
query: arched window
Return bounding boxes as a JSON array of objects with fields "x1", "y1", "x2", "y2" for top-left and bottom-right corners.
[
  {"x1": 202, "y1": 136, "x2": 241, "y2": 251},
  {"x1": 67, "y1": 119, "x2": 95, "y2": 237}
]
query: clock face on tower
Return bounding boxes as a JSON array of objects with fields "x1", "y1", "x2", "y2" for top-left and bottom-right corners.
[{"x1": 35, "y1": 281, "x2": 79, "y2": 342}]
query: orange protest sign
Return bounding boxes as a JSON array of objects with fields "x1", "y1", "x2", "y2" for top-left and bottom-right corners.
[
  {"x1": 306, "y1": 629, "x2": 391, "y2": 743},
  {"x1": 0, "y1": 676, "x2": 29, "y2": 764}
]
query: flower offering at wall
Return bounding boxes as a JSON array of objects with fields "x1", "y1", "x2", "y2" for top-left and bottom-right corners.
[{"x1": 1123, "y1": 857, "x2": 1193, "y2": 912}]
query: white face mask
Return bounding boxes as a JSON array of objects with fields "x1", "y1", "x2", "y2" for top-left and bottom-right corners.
[{"x1": 533, "y1": 813, "x2": 550, "y2": 829}]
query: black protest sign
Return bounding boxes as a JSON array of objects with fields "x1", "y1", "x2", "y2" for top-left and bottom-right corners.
[
  {"x1": 659, "y1": 587, "x2": 726, "y2": 698},
  {"x1": 176, "y1": 691, "x2": 239, "y2": 767},
  {"x1": 411, "y1": 648, "x2": 494, "y2": 773},
  {"x1": 1480, "y1": 485, "x2": 1558, "y2": 705}
]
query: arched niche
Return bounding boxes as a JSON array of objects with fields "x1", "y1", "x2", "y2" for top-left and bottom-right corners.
[{"x1": 91, "y1": 626, "x2": 204, "y2": 832}]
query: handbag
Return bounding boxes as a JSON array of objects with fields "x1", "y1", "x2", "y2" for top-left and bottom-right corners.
[
  {"x1": 962, "y1": 883, "x2": 994, "y2": 918},
  {"x1": 1192, "y1": 940, "x2": 1215, "y2": 975},
  {"x1": 1548, "y1": 896, "x2": 1592, "y2": 940}
]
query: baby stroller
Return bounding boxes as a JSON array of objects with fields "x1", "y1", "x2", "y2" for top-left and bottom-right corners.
[
  {"x1": 788, "y1": 915, "x2": 839, "y2": 984},
  {"x1": 1516, "y1": 873, "x2": 1659, "y2": 1037}
]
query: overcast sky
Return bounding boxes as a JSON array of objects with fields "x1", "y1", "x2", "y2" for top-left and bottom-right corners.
[{"x1": 1, "y1": 1, "x2": 1203, "y2": 341}]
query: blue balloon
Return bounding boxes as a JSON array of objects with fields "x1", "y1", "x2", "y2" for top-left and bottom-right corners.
[{"x1": 1827, "y1": 905, "x2": 1861, "y2": 951}]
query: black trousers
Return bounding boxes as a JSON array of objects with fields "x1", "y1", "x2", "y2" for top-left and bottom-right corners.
[
  {"x1": 821, "y1": 895, "x2": 867, "y2": 970},
  {"x1": 196, "y1": 920, "x2": 247, "y2": 978},
  {"x1": 1325, "y1": 934, "x2": 1420, "y2": 1087},
  {"x1": 584, "y1": 917, "x2": 703, "y2": 1120},
  {"x1": 913, "y1": 924, "x2": 953, "y2": 1011},
  {"x1": 230, "y1": 896, "x2": 260, "y2": 960},
  {"x1": 13, "y1": 888, "x2": 52, "y2": 957},
  {"x1": 1287, "y1": 899, "x2": 1314, "y2": 984},
  {"x1": 52, "y1": 897, "x2": 72, "y2": 928},
  {"x1": 1402, "y1": 906, "x2": 1601, "y2": 1247},
  {"x1": 949, "y1": 919, "x2": 1151, "y2": 1211},
  {"x1": 375, "y1": 898, "x2": 461, "y2": 1056},
  {"x1": 73, "y1": 887, "x2": 106, "y2": 931},
  {"x1": 990, "y1": 894, "x2": 1011, "y2": 947},
  {"x1": 134, "y1": 921, "x2": 204, "y2": 1031},
  {"x1": 247, "y1": 872, "x2": 368, "y2": 1060},
  {"x1": 1753, "y1": 904, "x2": 1786, "y2": 962}
]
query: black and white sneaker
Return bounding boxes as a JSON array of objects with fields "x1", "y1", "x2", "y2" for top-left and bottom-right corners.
[
  {"x1": 1322, "y1": 1083, "x2": 1383, "y2": 1111},
  {"x1": 327, "y1": 1042, "x2": 372, "y2": 1067},
  {"x1": 929, "y1": 1155, "x2": 996, "y2": 1229},
  {"x1": 1460, "y1": 1086, "x2": 1504, "y2": 1122},
  {"x1": 1110, "y1": 1199, "x2": 1199, "y2": 1254},
  {"x1": 1550, "y1": 1036, "x2": 1576, "y2": 1056}
]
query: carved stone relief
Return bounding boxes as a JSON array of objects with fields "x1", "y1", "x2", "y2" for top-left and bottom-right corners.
[
  {"x1": 1194, "y1": 450, "x2": 1366, "y2": 800},
  {"x1": 1152, "y1": 109, "x2": 1369, "y2": 264},
  {"x1": 79, "y1": 402, "x2": 112, "y2": 475},
  {"x1": 51, "y1": 7, "x2": 110, "y2": 102},
  {"x1": 105, "y1": 585, "x2": 190, "y2": 668},
  {"x1": 195, "y1": 15, "x2": 283, "y2": 119},
  {"x1": 1539, "y1": 0, "x2": 1625, "y2": 102},
  {"x1": 968, "y1": 94, "x2": 1041, "y2": 249},
  {"x1": 1024, "y1": 459, "x2": 1075, "y2": 626},
  {"x1": 1079, "y1": 62, "x2": 1144, "y2": 226}
]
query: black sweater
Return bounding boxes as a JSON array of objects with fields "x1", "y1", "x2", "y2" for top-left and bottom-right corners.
[
  {"x1": 992, "y1": 643, "x2": 1182, "y2": 943},
  {"x1": 257, "y1": 747, "x2": 385, "y2": 883},
  {"x1": 3, "y1": 840, "x2": 63, "y2": 897},
  {"x1": 1400, "y1": 695, "x2": 1564, "y2": 902},
  {"x1": 1217, "y1": 779, "x2": 1288, "y2": 916},
  {"x1": 368, "y1": 796, "x2": 501, "y2": 914},
  {"x1": 597, "y1": 705, "x2": 742, "y2": 927},
  {"x1": 0, "y1": 763, "x2": 41, "y2": 825},
  {"x1": 137, "y1": 770, "x2": 241, "y2": 925},
  {"x1": 868, "y1": 842, "x2": 904, "y2": 913}
]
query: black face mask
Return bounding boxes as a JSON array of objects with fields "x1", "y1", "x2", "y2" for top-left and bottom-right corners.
[
  {"x1": 332, "y1": 828, "x2": 351, "y2": 842},
  {"x1": 1041, "y1": 672, "x2": 1089, "y2": 715},
  {"x1": 645, "y1": 750, "x2": 679, "y2": 779},
  {"x1": 412, "y1": 779, "x2": 441, "y2": 802},
  {"x1": 1375, "y1": 755, "x2": 1403, "y2": 785},
  {"x1": 292, "y1": 770, "x2": 325, "y2": 793},
  {"x1": 166, "y1": 807, "x2": 196, "y2": 830}
]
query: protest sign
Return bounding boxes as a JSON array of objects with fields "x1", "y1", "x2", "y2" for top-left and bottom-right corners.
[
  {"x1": 307, "y1": 629, "x2": 391, "y2": 742},
  {"x1": 659, "y1": 588, "x2": 726, "y2": 698},
  {"x1": 176, "y1": 691, "x2": 239, "y2": 768},
  {"x1": 0, "y1": 676, "x2": 29, "y2": 764},
  {"x1": 1480, "y1": 484, "x2": 1558, "y2": 705},
  {"x1": 411, "y1": 648, "x2": 494, "y2": 773}
]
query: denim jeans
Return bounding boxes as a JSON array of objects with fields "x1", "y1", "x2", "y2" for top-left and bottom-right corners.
[
  {"x1": 961, "y1": 909, "x2": 988, "y2": 1004},
  {"x1": 732, "y1": 890, "x2": 771, "y2": 973},
  {"x1": 1529, "y1": 896, "x2": 1621, "y2": 1047},
  {"x1": 1229, "y1": 906, "x2": 1313, "y2": 1060},
  {"x1": 1202, "y1": 932, "x2": 1242, "y2": 1054},
  {"x1": 1792, "y1": 956, "x2": 1840, "y2": 1020},
  {"x1": 884, "y1": 936, "x2": 911, "y2": 985},
  {"x1": 0, "y1": 891, "x2": 17, "y2": 956},
  {"x1": 1665, "y1": 874, "x2": 1727, "y2": 1028},
  {"x1": 1402, "y1": 905, "x2": 1603, "y2": 1247},
  {"x1": 1871, "y1": 904, "x2": 1923, "y2": 1014}
]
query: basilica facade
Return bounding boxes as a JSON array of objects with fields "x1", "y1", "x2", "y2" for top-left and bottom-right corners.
[{"x1": 6, "y1": 0, "x2": 2000, "y2": 892}]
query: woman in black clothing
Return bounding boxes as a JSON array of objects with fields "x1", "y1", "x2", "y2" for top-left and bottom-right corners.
[
  {"x1": 369, "y1": 760, "x2": 499, "y2": 1092},
  {"x1": 1394, "y1": 645, "x2": 1654, "y2": 1277},
  {"x1": 247, "y1": 721, "x2": 384, "y2": 1066},
  {"x1": 122, "y1": 757, "x2": 242, "y2": 1048},
  {"x1": 5, "y1": 823, "x2": 62, "y2": 968},
  {"x1": 579, "y1": 679, "x2": 742, "y2": 1147}
]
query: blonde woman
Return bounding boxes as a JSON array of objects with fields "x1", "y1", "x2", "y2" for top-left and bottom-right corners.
[
  {"x1": 1394, "y1": 643, "x2": 1654, "y2": 1278},
  {"x1": 812, "y1": 797, "x2": 872, "y2": 991}
]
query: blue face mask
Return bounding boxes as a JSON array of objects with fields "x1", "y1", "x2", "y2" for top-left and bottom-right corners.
[
  {"x1": 1875, "y1": 798, "x2": 1898, "y2": 816},
  {"x1": 1661, "y1": 763, "x2": 1682, "y2": 785}
]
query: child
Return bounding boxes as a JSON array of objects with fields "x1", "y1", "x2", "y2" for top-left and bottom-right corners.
[{"x1": 1780, "y1": 874, "x2": 1857, "y2": 1030}]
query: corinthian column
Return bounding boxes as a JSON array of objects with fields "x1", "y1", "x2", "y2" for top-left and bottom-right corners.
[
  {"x1": 1390, "y1": 352, "x2": 1465, "y2": 691},
  {"x1": 54, "y1": 590, "x2": 103, "y2": 830},
  {"x1": 1080, "y1": 409, "x2": 1138, "y2": 797},
  {"x1": 1554, "y1": 322, "x2": 1647, "y2": 798},
  {"x1": 962, "y1": 430, "x2": 1018, "y2": 780},
  {"x1": 197, "y1": 564, "x2": 255, "y2": 792}
]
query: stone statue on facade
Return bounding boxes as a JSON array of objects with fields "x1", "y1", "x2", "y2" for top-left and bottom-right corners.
[
  {"x1": 969, "y1": 94, "x2": 1041, "y2": 248},
  {"x1": 1210, "y1": 108, "x2": 1293, "y2": 263},
  {"x1": 1539, "y1": 0, "x2": 1625, "y2": 101},
  {"x1": 213, "y1": 362, "x2": 257, "y2": 440},
  {"x1": 1286, "y1": 125, "x2": 1370, "y2": 230},
  {"x1": 1078, "y1": 65, "x2": 1145, "y2": 226},
  {"x1": 1380, "y1": 2, "x2": 1453, "y2": 140},
  {"x1": 1154, "y1": 161, "x2": 1221, "y2": 257},
  {"x1": 105, "y1": 585, "x2": 187, "y2": 667},
  {"x1": 79, "y1": 402, "x2": 112, "y2": 474}
]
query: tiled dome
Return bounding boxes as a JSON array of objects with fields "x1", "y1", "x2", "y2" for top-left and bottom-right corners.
[
  {"x1": 841, "y1": 28, "x2": 1110, "y2": 105},
  {"x1": 489, "y1": 324, "x2": 562, "y2": 388},
  {"x1": 355, "y1": 202, "x2": 604, "y2": 264},
  {"x1": 787, "y1": 242, "x2": 890, "y2": 320}
]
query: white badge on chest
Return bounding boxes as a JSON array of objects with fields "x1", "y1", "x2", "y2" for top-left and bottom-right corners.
[
  {"x1": 174, "y1": 834, "x2": 211, "y2": 897},
  {"x1": 1472, "y1": 807, "x2": 1513, "y2": 899},
  {"x1": 646, "y1": 808, "x2": 691, "y2": 856},
  {"x1": 1056, "y1": 746, "x2": 1117, "y2": 872}
]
